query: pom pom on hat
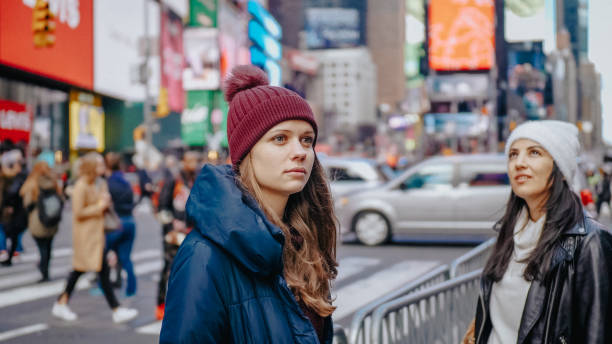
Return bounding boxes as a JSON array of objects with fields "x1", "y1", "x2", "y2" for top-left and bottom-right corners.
[{"x1": 223, "y1": 65, "x2": 269, "y2": 102}]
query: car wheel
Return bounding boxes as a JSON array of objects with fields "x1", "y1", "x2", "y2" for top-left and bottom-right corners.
[{"x1": 353, "y1": 211, "x2": 391, "y2": 246}]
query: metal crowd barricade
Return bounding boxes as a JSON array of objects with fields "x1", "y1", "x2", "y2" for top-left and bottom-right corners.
[
  {"x1": 370, "y1": 270, "x2": 482, "y2": 344},
  {"x1": 348, "y1": 264, "x2": 450, "y2": 344},
  {"x1": 449, "y1": 238, "x2": 496, "y2": 278}
]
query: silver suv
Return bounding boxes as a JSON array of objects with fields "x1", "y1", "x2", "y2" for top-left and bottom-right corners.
[{"x1": 336, "y1": 154, "x2": 510, "y2": 245}]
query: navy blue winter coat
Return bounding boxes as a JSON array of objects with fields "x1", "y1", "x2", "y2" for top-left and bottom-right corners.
[{"x1": 159, "y1": 164, "x2": 333, "y2": 344}]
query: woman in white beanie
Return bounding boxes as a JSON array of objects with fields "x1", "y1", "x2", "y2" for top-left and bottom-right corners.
[{"x1": 470, "y1": 120, "x2": 612, "y2": 344}]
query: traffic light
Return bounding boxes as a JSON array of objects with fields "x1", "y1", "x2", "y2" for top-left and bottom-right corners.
[{"x1": 32, "y1": 0, "x2": 55, "y2": 48}]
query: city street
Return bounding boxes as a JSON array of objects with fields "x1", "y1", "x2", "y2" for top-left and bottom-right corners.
[{"x1": 0, "y1": 200, "x2": 481, "y2": 343}]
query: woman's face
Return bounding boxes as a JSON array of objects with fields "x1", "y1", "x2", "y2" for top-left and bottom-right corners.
[
  {"x1": 248, "y1": 120, "x2": 315, "y2": 199},
  {"x1": 508, "y1": 139, "x2": 554, "y2": 205},
  {"x1": 96, "y1": 156, "x2": 106, "y2": 177}
]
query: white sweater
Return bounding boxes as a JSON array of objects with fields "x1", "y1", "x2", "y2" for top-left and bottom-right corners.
[{"x1": 488, "y1": 209, "x2": 545, "y2": 344}]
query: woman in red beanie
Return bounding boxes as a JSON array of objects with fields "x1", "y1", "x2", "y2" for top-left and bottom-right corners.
[{"x1": 160, "y1": 65, "x2": 338, "y2": 343}]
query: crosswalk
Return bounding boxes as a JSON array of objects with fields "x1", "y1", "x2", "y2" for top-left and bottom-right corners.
[{"x1": 0, "y1": 247, "x2": 440, "y2": 342}]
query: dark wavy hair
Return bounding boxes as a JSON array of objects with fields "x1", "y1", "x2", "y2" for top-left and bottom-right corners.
[{"x1": 483, "y1": 162, "x2": 583, "y2": 282}]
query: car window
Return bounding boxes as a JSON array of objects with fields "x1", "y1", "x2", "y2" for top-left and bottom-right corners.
[
  {"x1": 458, "y1": 163, "x2": 509, "y2": 187},
  {"x1": 402, "y1": 164, "x2": 453, "y2": 189},
  {"x1": 328, "y1": 167, "x2": 365, "y2": 181}
]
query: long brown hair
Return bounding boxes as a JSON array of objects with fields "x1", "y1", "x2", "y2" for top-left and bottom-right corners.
[
  {"x1": 237, "y1": 154, "x2": 338, "y2": 317},
  {"x1": 19, "y1": 161, "x2": 56, "y2": 201},
  {"x1": 483, "y1": 163, "x2": 583, "y2": 283}
]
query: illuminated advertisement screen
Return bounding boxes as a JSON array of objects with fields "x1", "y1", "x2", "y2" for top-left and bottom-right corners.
[{"x1": 428, "y1": 0, "x2": 495, "y2": 71}]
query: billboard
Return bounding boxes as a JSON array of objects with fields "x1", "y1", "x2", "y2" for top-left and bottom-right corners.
[
  {"x1": 305, "y1": 8, "x2": 362, "y2": 49},
  {"x1": 183, "y1": 28, "x2": 220, "y2": 90},
  {"x1": 160, "y1": 5, "x2": 185, "y2": 112},
  {"x1": 69, "y1": 91, "x2": 105, "y2": 152},
  {"x1": 0, "y1": 100, "x2": 32, "y2": 144},
  {"x1": 505, "y1": 0, "x2": 556, "y2": 53},
  {"x1": 428, "y1": 0, "x2": 495, "y2": 71},
  {"x1": 182, "y1": 91, "x2": 211, "y2": 146},
  {"x1": 94, "y1": 0, "x2": 161, "y2": 101},
  {"x1": 189, "y1": 0, "x2": 217, "y2": 27},
  {"x1": 0, "y1": 0, "x2": 93, "y2": 89}
]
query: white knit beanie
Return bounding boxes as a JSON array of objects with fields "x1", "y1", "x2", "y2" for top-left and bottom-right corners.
[{"x1": 505, "y1": 120, "x2": 580, "y2": 184}]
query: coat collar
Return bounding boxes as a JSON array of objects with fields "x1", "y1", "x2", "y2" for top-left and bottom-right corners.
[{"x1": 186, "y1": 164, "x2": 285, "y2": 277}]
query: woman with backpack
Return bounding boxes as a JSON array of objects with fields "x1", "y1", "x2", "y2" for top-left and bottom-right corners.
[{"x1": 20, "y1": 161, "x2": 63, "y2": 282}]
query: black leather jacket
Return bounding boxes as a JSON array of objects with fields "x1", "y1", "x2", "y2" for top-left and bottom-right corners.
[{"x1": 475, "y1": 215, "x2": 612, "y2": 344}]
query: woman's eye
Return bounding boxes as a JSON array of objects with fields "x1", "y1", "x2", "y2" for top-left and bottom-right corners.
[
  {"x1": 508, "y1": 152, "x2": 517, "y2": 159},
  {"x1": 530, "y1": 150, "x2": 541, "y2": 156},
  {"x1": 302, "y1": 136, "x2": 314, "y2": 145},
  {"x1": 273, "y1": 135, "x2": 286, "y2": 143}
]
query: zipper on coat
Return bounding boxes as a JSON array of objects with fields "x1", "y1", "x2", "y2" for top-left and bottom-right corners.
[
  {"x1": 559, "y1": 335, "x2": 567, "y2": 344},
  {"x1": 477, "y1": 293, "x2": 487, "y2": 344}
]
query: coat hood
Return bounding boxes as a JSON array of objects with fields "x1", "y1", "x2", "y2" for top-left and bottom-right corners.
[{"x1": 186, "y1": 164, "x2": 285, "y2": 277}]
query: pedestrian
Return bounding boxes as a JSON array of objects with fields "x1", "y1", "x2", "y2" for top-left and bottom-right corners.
[
  {"x1": 471, "y1": 120, "x2": 612, "y2": 344},
  {"x1": 51, "y1": 153, "x2": 138, "y2": 323},
  {"x1": 595, "y1": 167, "x2": 611, "y2": 217},
  {"x1": 19, "y1": 161, "x2": 63, "y2": 282},
  {"x1": 159, "y1": 65, "x2": 338, "y2": 343},
  {"x1": 154, "y1": 150, "x2": 199, "y2": 320},
  {"x1": 0, "y1": 150, "x2": 28, "y2": 267},
  {"x1": 104, "y1": 152, "x2": 137, "y2": 297}
]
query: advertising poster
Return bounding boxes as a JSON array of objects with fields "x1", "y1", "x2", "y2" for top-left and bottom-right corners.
[
  {"x1": 405, "y1": 0, "x2": 425, "y2": 81},
  {"x1": 160, "y1": 5, "x2": 185, "y2": 112},
  {"x1": 0, "y1": 0, "x2": 94, "y2": 89},
  {"x1": 304, "y1": 8, "x2": 361, "y2": 49},
  {"x1": 181, "y1": 91, "x2": 211, "y2": 146},
  {"x1": 428, "y1": 0, "x2": 495, "y2": 71},
  {"x1": 0, "y1": 100, "x2": 32, "y2": 144},
  {"x1": 183, "y1": 28, "x2": 220, "y2": 90},
  {"x1": 69, "y1": 91, "x2": 105, "y2": 151},
  {"x1": 505, "y1": 0, "x2": 556, "y2": 53},
  {"x1": 189, "y1": 0, "x2": 217, "y2": 27},
  {"x1": 94, "y1": 0, "x2": 161, "y2": 101}
]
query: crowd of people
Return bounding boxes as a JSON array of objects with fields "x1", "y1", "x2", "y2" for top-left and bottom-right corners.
[{"x1": 0, "y1": 143, "x2": 211, "y2": 324}]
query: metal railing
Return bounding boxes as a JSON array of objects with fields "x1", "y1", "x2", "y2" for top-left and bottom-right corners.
[
  {"x1": 348, "y1": 264, "x2": 450, "y2": 344},
  {"x1": 345, "y1": 237, "x2": 496, "y2": 344},
  {"x1": 449, "y1": 238, "x2": 496, "y2": 278},
  {"x1": 370, "y1": 270, "x2": 482, "y2": 344}
]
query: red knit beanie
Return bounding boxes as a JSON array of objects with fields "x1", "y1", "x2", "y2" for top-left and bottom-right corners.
[{"x1": 223, "y1": 65, "x2": 318, "y2": 167}]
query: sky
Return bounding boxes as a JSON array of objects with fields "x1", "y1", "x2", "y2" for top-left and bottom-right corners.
[{"x1": 589, "y1": 0, "x2": 612, "y2": 145}]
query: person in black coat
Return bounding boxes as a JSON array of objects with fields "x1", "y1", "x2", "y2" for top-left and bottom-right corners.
[
  {"x1": 0, "y1": 149, "x2": 28, "y2": 267},
  {"x1": 473, "y1": 121, "x2": 612, "y2": 344},
  {"x1": 160, "y1": 65, "x2": 338, "y2": 343}
]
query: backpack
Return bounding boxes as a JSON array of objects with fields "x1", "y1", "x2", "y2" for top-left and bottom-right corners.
[{"x1": 37, "y1": 188, "x2": 63, "y2": 227}]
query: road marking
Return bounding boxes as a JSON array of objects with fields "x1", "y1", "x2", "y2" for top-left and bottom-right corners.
[
  {"x1": 335, "y1": 257, "x2": 381, "y2": 282},
  {"x1": 0, "y1": 256, "x2": 163, "y2": 309},
  {"x1": 0, "y1": 250, "x2": 162, "y2": 290},
  {"x1": 0, "y1": 323, "x2": 49, "y2": 342},
  {"x1": 331, "y1": 260, "x2": 440, "y2": 320},
  {"x1": 19, "y1": 247, "x2": 73, "y2": 264},
  {"x1": 136, "y1": 321, "x2": 162, "y2": 335}
]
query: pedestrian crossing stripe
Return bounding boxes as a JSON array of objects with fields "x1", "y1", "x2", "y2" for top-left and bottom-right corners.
[{"x1": 0, "y1": 249, "x2": 442, "y2": 339}]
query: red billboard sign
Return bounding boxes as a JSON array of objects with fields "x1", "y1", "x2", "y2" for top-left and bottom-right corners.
[
  {"x1": 0, "y1": 100, "x2": 32, "y2": 143},
  {"x1": 160, "y1": 5, "x2": 185, "y2": 113},
  {"x1": 0, "y1": 0, "x2": 94, "y2": 89},
  {"x1": 428, "y1": 0, "x2": 495, "y2": 71}
]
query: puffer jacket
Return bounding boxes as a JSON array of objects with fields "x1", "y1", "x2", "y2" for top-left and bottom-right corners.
[
  {"x1": 159, "y1": 164, "x2": 333, "y2": 344},
  {"x1": 475, "y1": 214, "x2": 612, "y2": 344}
]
